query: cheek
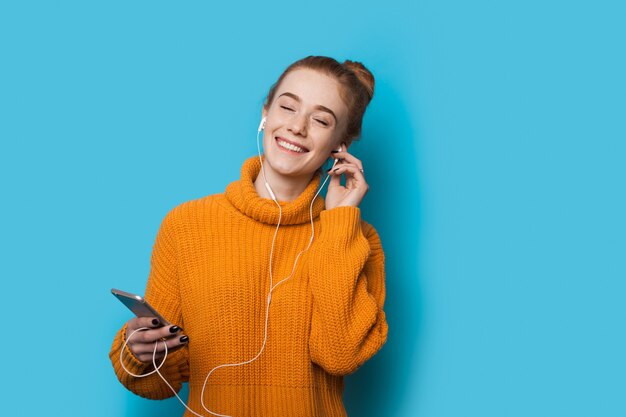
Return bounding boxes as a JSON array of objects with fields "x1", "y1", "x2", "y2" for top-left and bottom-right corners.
[
  {"x1": 263, "y1": 134, "x2": 275, "y2": 150},
  {"x1": 319, "y1": 145, "x2": 337, "y2": 162},
  {"x1": 269, "y1": 107, "x2": 290, "y2": 123}
]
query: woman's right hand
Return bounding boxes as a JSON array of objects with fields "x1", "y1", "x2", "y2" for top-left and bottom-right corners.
[{"x1": 125, "y1": 316, "x2": 189, "y2": 363}]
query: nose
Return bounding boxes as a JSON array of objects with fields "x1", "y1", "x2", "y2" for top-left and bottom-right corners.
[{"x1": 288, "y1": 113, "x2": 308, "y2": 137}]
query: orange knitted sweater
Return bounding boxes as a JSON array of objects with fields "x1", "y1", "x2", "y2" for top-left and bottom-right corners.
[{"x1": 109, "y1": 155, "x2": 388, "y2": 417}]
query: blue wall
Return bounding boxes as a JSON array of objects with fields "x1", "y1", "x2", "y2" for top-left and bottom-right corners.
[{"x1": 1, "y1": 1, "x2": 624, "y2": 416}]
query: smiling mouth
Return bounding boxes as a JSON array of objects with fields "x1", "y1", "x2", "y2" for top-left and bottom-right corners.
[{"x1": 275, "y1": 137, "x2": 309, "y2": 154}]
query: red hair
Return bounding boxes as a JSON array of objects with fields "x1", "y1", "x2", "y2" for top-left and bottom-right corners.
[{"x1": 263, "y1": 56, "x2": 375, "y2": 144}]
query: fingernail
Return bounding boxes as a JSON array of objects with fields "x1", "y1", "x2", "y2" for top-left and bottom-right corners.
[
  {"x1": 169, "y1": 325, "x2": 180, "y2": 333},
  {"x1": 152, "y1": 318, "x2": 160, "y2": 326},
  {"x1": 180, "y1": 335, "x2": 189, "y2": 343},
  {"x1": 331, "y1": 150, "x2": 339, "y2": 153}
]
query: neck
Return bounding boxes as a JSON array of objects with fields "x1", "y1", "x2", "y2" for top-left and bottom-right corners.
[{"x1": 253, "y1": 161, "x2": 316, "y2": 202}]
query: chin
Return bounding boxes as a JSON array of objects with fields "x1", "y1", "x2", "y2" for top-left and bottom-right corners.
[
  {"x1": 267, "y1": 154, "x2": 314, "y2": 178},
  {"x1": 270, "y1": 159, "x2": 305, "y2": 176}
]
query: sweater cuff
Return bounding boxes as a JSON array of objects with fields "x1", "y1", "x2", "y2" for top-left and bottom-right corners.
[{"x1": 111, "y1": 323, "x2": 152, "y2": 376}]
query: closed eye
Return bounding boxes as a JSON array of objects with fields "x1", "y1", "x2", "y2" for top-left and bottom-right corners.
[{"x1": 281, "y1": 105, "x2": 329, "y2": 126}]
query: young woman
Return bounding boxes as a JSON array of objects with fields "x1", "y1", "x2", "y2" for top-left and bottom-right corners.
[{"x1": 109, "y1": 55, "x2": 388, "y2": 417}]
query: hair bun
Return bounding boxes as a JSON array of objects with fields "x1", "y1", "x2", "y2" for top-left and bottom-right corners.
[{"x1": 343, "y1": 60, "x2": 375, "y2": 102}]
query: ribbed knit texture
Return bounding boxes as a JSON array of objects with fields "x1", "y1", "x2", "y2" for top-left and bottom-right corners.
[{"x1": 109, "y1": 155, "x2": 388, "y2": 417}]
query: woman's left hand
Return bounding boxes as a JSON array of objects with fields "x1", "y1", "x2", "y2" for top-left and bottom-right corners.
[{"x1": 325, "y1": 142, "x2": 369, "y2": 210}]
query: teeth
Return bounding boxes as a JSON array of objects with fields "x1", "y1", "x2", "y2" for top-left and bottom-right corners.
[{"x1": 277, "y1": 139, "x2": 306, "y2": 153}]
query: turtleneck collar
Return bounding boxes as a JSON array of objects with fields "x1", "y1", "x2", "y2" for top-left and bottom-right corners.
[{"x1": 224, "y1": 155, "x2": 326, "y2": 225}]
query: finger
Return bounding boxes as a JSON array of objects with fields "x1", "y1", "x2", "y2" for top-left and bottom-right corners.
[
  {"x1": 327, "y1": 159, "x2": 342, "y2": 187},
  {"x1": 330, "y1": 163, "x2": 360, "y2": 176},
  {"x1": 328, "y1": 154, "x2": 342, "y2": 170},
  {"x1": 128, "y1": 316, "x2": 163, "y2": 332},
  {"x1": 329, "y1": 164, "x2": 368, "y2": 187},
  {"x1": 132, "y1": 338, "x2": 170, "y2": 356},
  {"x1": 154, "y1": 337, "x2": 189, "y2": 358},
  {"x1": 329, "y1": 169, "x2": 341, "y2": 188},
  {"x1": 137, "y1": 346, "x2": 168, "y2": 363},
  {"x1": 332, "y1": 163, "x2": 361, "y2": 189},
  {"x1": 138, "y1": 337, "x2": 187, "y2": 363},
  {"x1": 329, "y1": 151, "x2": 363, "y2": 172},
  {"x1": 132, "y1": 333, "x2": 189, "y2": 355},
  {"x1": 328, "y1": 165, "x2": 352, "y2": 190},
  {"x1": 128, "y1": 324, "x2": 183, "y2": 345}
]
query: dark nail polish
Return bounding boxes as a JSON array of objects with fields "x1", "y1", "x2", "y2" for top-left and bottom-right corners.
[
  {"x1": 331, "y1": 150, "x2": 339, "y2": 153},
  {"x1": 169, "y1": 325, "x2": 180, "y2": 333},
  {"x1": 152, "y1": 318, "x2": 160, "y2": 326},
  {"x1": 180, "y1": 335, "x2": 189, "y2": 343}
]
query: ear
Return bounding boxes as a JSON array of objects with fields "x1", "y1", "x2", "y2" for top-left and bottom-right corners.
[{"x1": 262, "y1": 106, "x2": 268, "y2": 120}]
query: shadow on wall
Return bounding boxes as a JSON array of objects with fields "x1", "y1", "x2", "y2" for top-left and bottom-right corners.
[{"x1": 343, "y1": 80, "x2": 422, "y2": 416}]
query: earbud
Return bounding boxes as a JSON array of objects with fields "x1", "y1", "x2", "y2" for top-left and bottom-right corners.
[
  {"x1": 334, "y1": 145, "x2": 342, "y2": 159},
  {"x1": 328, "y1": 145, "x2": 343, "y2": 171},
  {"x1": 258, "y1": 117, "x2": 267, "y2": 132}
]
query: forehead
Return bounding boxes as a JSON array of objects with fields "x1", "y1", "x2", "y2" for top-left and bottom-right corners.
[{"x1": 275, "y1": 68, "x2": 346, "y2": 114}]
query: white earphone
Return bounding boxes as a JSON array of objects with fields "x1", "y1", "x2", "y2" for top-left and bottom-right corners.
[
  {"x1": 121, "y1": 116, "x2": 343, "y2": 417},
  {"x1": 258, "y1": 116, "x2": 266, "y2": 132}
]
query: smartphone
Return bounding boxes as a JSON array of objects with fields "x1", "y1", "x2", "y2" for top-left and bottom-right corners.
[{"x1": 111, "y1": 288, "x2": 171, "y2": 326}]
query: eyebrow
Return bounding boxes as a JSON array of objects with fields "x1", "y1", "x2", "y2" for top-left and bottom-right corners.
[{"x1": 277, "y1": 92, "x2": 337, "y2": 123}]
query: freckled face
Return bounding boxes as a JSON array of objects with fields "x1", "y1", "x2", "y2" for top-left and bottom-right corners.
[{"x1": 261, "y1": 68, "x2": 348, "y2": 178}]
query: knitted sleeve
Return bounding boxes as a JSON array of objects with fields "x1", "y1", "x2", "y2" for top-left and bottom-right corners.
[
  {"x1": 308, "y1": 206, "x2": 388, "y2": 375},
  {"x1": 109, "y1": 209, "x2": 190, "y2": 399}
]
